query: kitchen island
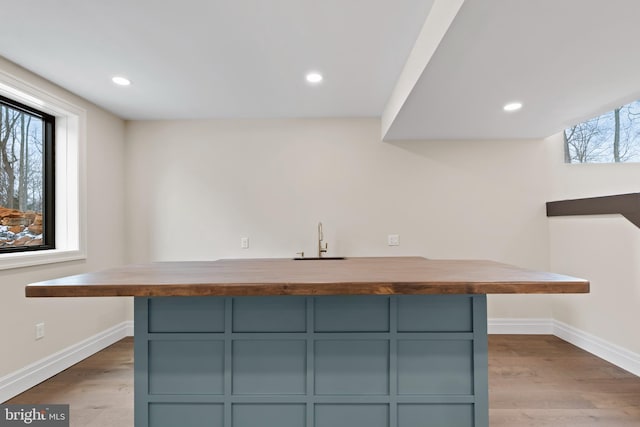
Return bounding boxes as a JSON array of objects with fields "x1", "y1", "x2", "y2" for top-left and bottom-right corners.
[{"x1": 26, "y1": 257, "x2": 589, "y2": 427}]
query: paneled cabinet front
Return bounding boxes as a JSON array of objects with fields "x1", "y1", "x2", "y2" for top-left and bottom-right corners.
[{"x1": 134, "y1": 295, "x2": 488, "y2": 427}]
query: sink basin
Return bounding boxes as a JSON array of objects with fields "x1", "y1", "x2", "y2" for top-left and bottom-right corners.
[{"x1": 293, "y1": 257, "x2": 345, "y2": 260}]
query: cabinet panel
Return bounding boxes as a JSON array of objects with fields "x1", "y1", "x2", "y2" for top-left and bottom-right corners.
[
  {"x1": 233, "y1": 340, "x2": 306, "y2": 395},
  {"x1": 314, "y1": 296, "x2": 389, "y2": 332},
  {"x1": 149, "y1": 403, "x2": 223, "y2": 427},
  {"x1": 397, "y1": 340, "x2": 473, "y2": 395},
  {"x1": 315, "y1": 340, "x2": 389, "y2": 395},
  {"x1": 397, "y1": 296, "x2": 472, "y2": 332},
  {"x1": 315, "y1": 404, "x2": 389, "y2": 427},
  {"x1": 232, "y1": 404, "x2": 305, "y2": 427},
  {"x1": 148, "y1": 340, "x2": 224, "y2": 395},
  {"x1": 397, "y1": 404, "x2": 474, "y2": 427},
  {"x1": 149, "y1": 297, "x2": 225, "y2": 333},
  {"x1": 233, "y1": 296, "x2": 306, "y2": 332}
]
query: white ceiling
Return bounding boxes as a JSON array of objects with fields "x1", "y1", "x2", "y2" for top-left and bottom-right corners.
[
  {"x1": 1, "y1": 0, "x2": 639, "y2": 140},
  {"x1": 384, "y1": 0, "x2": 640, "y2": 140},
  {"x1": 0, "y1": 0, "x2": 433, "y2": 119}
]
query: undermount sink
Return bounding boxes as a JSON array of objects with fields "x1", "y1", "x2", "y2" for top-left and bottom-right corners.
[{"x1": 294, "y1": 222, "x2": 345, "y2": 260}]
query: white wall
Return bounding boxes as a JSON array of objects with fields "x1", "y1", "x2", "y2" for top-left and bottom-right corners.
[
  {"x1": 547, "y1": 133, "x2": 640, "y2": 355},
  {"x1": 2, "y1": 67, "x2": 635, "y2": 392},
  {"x1": 0, "y1": 57, "x2": 128, "y2": 378},
  {"x1": 1, "y1": 52, "x2": 637, "y2": 397},
  {"x1": 125, "y1": 118, "x2": 553, "y2": 319}
]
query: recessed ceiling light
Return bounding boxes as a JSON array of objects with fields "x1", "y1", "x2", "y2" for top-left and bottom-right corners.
[
  {"x1": 305, "y1": 72, "x2": 323, "y2": 84},
  {"x1": 112, "y1": 76, "x2": 131, "y2": 86},
  {"x1": 503, "y1": 102, "x2": 522, "y2": 112}
]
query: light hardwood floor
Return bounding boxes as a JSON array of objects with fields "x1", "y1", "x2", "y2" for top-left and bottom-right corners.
[
  {"x1": 489, "y1": 335, "x2": 640, "y2": 426},
  {"x1": 6, "y1": 335, "x2": 640, "y2": 426}
]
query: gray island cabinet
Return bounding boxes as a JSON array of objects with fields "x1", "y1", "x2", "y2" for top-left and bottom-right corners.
[{"x1": 26, "y1": 257, "x2": 589, "y2": 427}]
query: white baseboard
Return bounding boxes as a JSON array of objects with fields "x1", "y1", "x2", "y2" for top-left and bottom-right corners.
[
  {"x1": 553, "y1": 320, "x2": 640, "y2": 377},
  {"x1": 2, "y1": 318, "x2": 639, "y2": 402},
  {"x1": 0, "y1": 321, "x2": 133, "y2": 403},
  {"x1": 124, "y1": 320, "x2": 134, "y2": 337},
  {"x1": 488, "y1": 318, "x2": 554, "y2": 334}
]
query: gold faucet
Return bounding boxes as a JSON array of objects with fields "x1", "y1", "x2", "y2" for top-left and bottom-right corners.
[{"x1": 318, "y1": 222, "x2": 328, "y2": 258}]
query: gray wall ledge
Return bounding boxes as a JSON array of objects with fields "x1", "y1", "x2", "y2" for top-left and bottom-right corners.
[{"x1": 546, "y1": 193, "x2": 640, "y2": 228}]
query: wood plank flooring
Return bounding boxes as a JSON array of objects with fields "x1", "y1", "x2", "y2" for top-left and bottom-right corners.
[
  {"x1": 5, "y1": 335, "x2": 640, "y2": 426},
  {"x1": 6, "y1": 338, "x2": 134, "y2": 427},
  {"x1": 490, "y1": 335, "x2": 640, "y2": 426}
]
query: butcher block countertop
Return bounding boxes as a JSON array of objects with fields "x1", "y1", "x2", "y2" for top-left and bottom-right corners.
[{"x1": 25, "y1": 257, "x2": 589, "y2": 297}]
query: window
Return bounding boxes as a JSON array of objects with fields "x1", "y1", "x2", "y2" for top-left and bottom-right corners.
[
  {"x1": 0, "y1": 95, "x2": 55, "y2": 252},
  {"x1": 0, "y1": 69, "x2": 85, "y2": 270},
  {"x1": 564, "y1": 100, "x2": 640, "y2": 163}
]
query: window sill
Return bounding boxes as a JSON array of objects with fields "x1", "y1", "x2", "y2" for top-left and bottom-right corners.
[{"x1": 0, "y1": 248, "x2": 86, "y2": 271}]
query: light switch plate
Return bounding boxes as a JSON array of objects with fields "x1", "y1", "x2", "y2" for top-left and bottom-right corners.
[{"x1": 35, "y1": 322, "x2": 45, "y2": 340}]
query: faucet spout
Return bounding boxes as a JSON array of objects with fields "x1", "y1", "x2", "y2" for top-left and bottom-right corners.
[{"x1": 318, "y1": 222, "x2": 328, "y2": 258}]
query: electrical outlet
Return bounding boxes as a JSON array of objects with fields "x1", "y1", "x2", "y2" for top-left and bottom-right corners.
[
  {"x1": 35, "y1": 322, "x2": 45, "y2": 340},
  {"x1": 240, "y1": 237, "x2": 249, "y2": 249},
  {"x1": 388, "y1": 234, "x2": 400, "y2": 246}
]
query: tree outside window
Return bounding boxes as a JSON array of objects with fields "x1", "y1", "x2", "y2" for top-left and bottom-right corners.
[
  {"x1": 0, "y1": 95, "x2": 55, "y2": 252},
  {"x1": 564, "y1": 100, "x2": 640, "y2": 163}
]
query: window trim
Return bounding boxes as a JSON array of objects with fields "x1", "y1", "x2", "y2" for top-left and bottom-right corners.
[
  {"x1": 0, "y1": 70, "x2": 86, "y2": 270},
  {"x1": 0, "y1": 93, "x2": 56, "y2": 254}
]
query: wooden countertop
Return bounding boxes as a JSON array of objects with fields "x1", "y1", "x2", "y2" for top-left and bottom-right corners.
[{"x1": 25, "y1": 257, "x2": 589, "y2": 297}]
